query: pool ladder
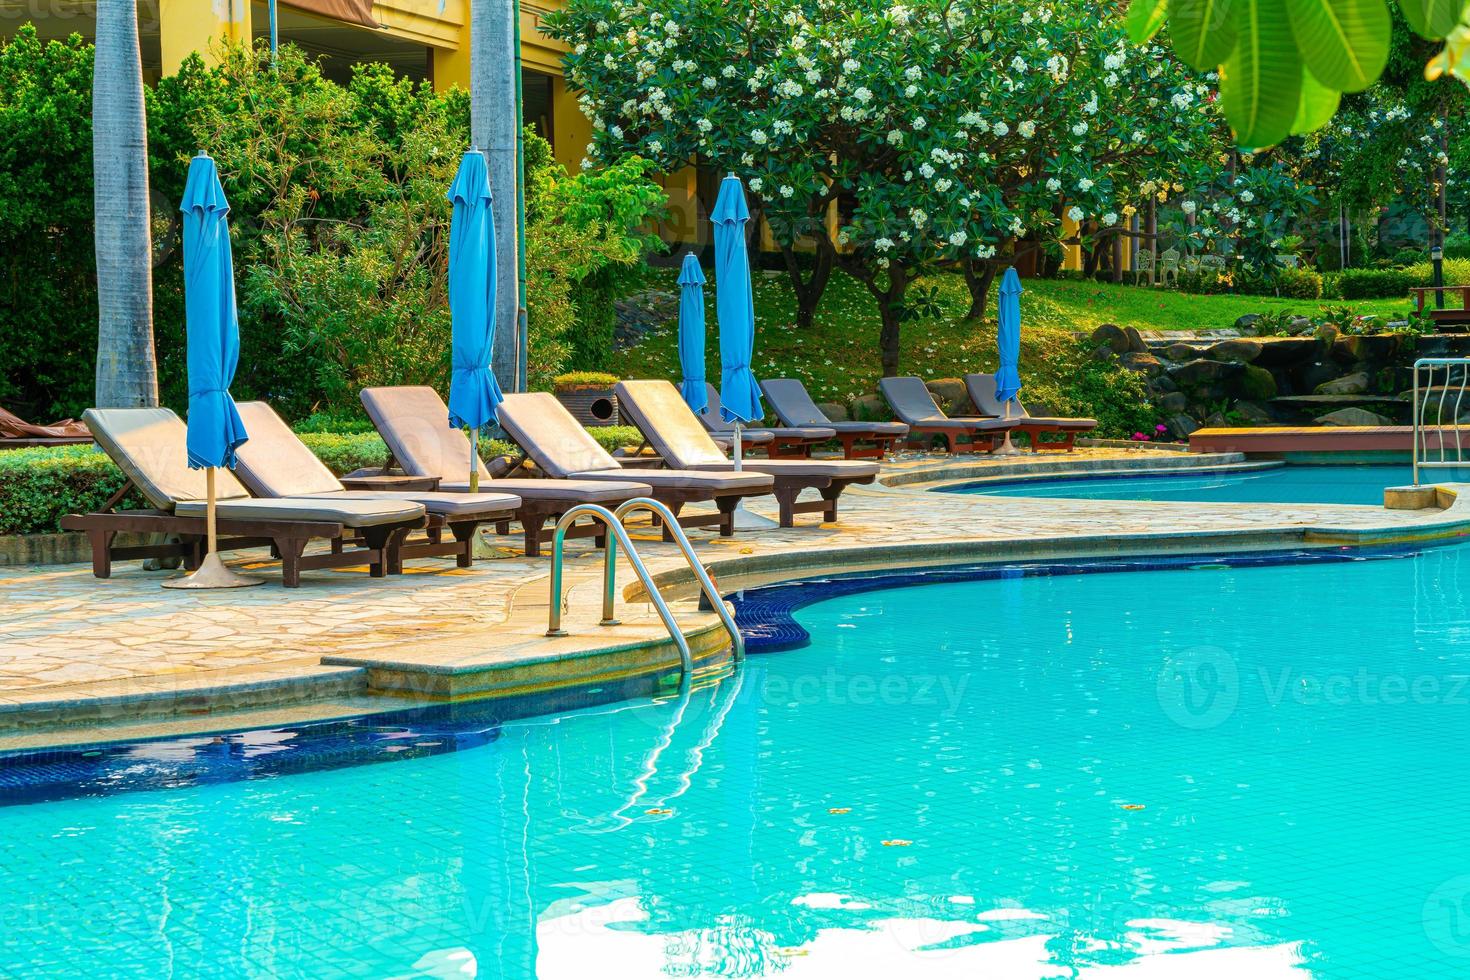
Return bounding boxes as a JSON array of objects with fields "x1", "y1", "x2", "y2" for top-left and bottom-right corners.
[{"x1": 544, "y1": 498, "x2": 744, "y2": 681}]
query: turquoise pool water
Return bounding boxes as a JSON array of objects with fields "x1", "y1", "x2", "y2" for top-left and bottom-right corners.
[
  {"x1": 6, "y1": 546, "x2": 1470, "y2": 977},
  {"x1": 958, "y1": 464, "x2": 1409, "y2": 505}
]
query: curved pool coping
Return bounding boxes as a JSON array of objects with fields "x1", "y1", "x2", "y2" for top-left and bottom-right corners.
[{"x1": 7, "y1": 454, "x2": 1469, "y2": 753}]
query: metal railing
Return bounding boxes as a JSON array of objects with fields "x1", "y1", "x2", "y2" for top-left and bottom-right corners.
[
  {"x1": 544, "y1": 499, "x2": 744, "y2": 683},
  {"x1": 1412, "y1": 358, "x2": 1470, "y2": 485}
]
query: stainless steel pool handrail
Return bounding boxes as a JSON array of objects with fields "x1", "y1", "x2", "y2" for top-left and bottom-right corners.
[
  {"x1": 1412, "y1": 357, "x2": 1470, "y2": 485},
  {"x1": 612, "y1": 498, "x2": 744, "y2": 663},
  {"x1": 544, "y1": 504, "x2": 691, "y2": 679}
]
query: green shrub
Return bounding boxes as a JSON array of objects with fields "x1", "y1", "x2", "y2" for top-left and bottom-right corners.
[
  {"x1": 1023, "y1": 339, "x2": 1155, "y2": 439},
  {"x1": 0, "y1": 445, "x2": 135, "y2": 536},
  {"x1": 1336, "y1": 267, "x2": 1414, "y2": 299},
  {"x1": 1277, "y1": 266, "x2": 1323, "y2": 299},
  {"x1": 292, "y1": 411, "x2": 377, "y2": 434}
]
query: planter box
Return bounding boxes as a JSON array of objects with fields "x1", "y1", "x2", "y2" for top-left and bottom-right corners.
[
  {"x1": 0, "y1": 530, "x2": 155, "y2": 567},
  {"x1": 554, "y1": 387, "x2": 620, "y2": 427}
]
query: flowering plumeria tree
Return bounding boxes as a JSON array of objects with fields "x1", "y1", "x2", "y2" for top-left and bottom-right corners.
[{"x1": 549, "y1": 0, "x2": 1226, "y2": 374}]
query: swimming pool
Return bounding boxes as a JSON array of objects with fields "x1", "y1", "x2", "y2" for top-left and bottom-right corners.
[
  {"x1": 4, "y1": 544, "x2": 1470, "y2": 977},
  {"x1": 955, "y1": 464, "x2": 1408, "y2": 505}
]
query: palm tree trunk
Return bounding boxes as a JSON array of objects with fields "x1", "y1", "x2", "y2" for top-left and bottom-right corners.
[
  {"x1": 471, "y1": 0, "x2": 523, "y2": 393},
  {"x1": 92, "y1": 0, "x2": 157, "y2": 408}
]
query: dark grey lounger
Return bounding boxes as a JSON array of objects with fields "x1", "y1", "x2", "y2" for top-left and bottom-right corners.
[
  {"x1": 699, "y1": 383, "x2": 835, "y2": 458},
  {"x1": 963, "y1": 374, "x2": 1097, "y2": 453},
  {"x1": 760, "y1": 378, "x2": 908, "y2": 459},
  {"x1": 360, "y1": 386, "x2": 653, "y2": 556},
  {"x1": 615, "y1": 380, "x2": 879, "y2": 528},
  {"x1": 497, "y1": 392, "x2": 773, "y2": 539},
  {"x1": 878, "y1": 376, "x2": 1016, "y2": 454}
]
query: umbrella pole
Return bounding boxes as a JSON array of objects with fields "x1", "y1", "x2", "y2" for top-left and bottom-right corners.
[
  {"x1": 729, "y1": 420, "x2": 779, "y2": 530},
  {"x1": 995, "y1": 400, "x2": 1021, "y2": 457},
  {"x1": 163, "y1": 467, "x2": 264, "y2": 589},
  {"x1": 470, "y1": 427, "x2": 481, "y2": 493}
]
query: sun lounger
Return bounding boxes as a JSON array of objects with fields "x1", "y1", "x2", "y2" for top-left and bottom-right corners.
[
  {"x1": 878, "y1": 376, "x2": 1016, "y2": 453},
  {"x1": 497, "y1": 391, "x2": 774, "y2": 539},
  {"x1": 60, "y1": 408, "x2": 427, "y2": 587},
  {"x1": 963, "y1": 374, "x2": 1097, "y2": 453},
  {"x1": 360, "y1": 386, "x2": 654, "y2": 556},
  {"x1": 760, "y1": 378, "x2": 908, "y2": 459},
  {"x1": 697, "y1": 383, "x2": 836, "y2": 458},
  {"x1": 614, "y1": 380, "x2": 879, "y2": 527},
  {"x1": 232, "y1": 402, "x2": 521, "y2": 569}
]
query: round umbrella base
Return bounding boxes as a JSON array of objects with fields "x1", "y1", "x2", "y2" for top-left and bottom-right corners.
[
  {"x1": 732, "y1": 501, "x2": 781, "y2": 531},
  {"x1": 991, "y1": 432, "x2": 1023, "y2": 457},
  {"x1": 162, "y1": 552, "x2": 266, "y2": 590}
]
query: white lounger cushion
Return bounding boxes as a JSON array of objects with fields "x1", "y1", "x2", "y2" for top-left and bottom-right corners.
[{"x1": 85, "y1": 407, "x2": 253, "y2": 510}]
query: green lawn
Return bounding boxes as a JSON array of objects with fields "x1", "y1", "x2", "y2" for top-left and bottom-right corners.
[{"x1": 610, "y1": 267, "x2": 1409, "y2": 409}]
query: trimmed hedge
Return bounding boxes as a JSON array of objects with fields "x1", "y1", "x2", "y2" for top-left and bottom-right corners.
[
  {"x1": 1, "y1": 425, "x2": 651, "y2": 536},
  {"x1": 1277, "y1": 266, "x2": 1322, "y2": 300}
]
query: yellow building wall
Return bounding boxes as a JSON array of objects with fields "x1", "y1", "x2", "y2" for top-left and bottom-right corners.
[{"x1": 159, "y1": 0, "x2": 252, "y2": 74}]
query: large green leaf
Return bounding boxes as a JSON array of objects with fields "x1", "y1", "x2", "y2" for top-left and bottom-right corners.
[
  {"x1": 1290, "y1": 66, "x2": 1342, "y2": 132},
  {"x1": 1221, "y1": 0, "x2": 1303, "y2": 148},
  {"x1": 1284, "y1": 0, "x2": 1390, "y2": 90},
  {"x1": 1127, "y1": 0, "x2": 1170, "y2": 41},
  {"x1": 1399, "y1": 0, "x2": 1465, "y2": 37},
  {"x1": 1172, "y1": 0, "x2": 1238, "y2": 68}
]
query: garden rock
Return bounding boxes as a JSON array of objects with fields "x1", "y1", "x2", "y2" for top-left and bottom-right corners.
[
  {"x1": 1332, "y1": 334, "x2": 1400, "y2": 363},
  {"x1": 1234, "y1": 400, "x2": 1274, "y2": 423},
  {"x1": 1161, "y1": 343, "x2": 1200, "y2": 362},
  {"x1": 1252, "y1": 337, "x2": 1318, "y2": 366},
  {"x1": 1234, "y1": 314, "x2": 1261, "y2": 331},
  {"x1": 1170, "y1": 359, "x2": 1244, "y2": 386},
  {"x1": 1206, "y1": 339, "x2": 1262, "y2": 363},
  {"x1": 925, "y1": 378, "x2": 973, "y2": 415},
  {"x1": 1240, "y1": 365, "x2": 1277, "y2": 400},
  {"x1": 1124, "y1": 326, "x2": 1149, "y2": 353},
  {"x1": 1166, "y1": 414, "x2": 1200, "y2": 439},
  {"x1": 817, "y1": 401, "x2": 849, "y2": 422},
  {"x1": 849, "y1": 393, "x2": 891, "y2": 421},
  {"x1": 1158, "y1": 391, "x2": 1189, "y2": 413},
  {"x1": 1090, "y1": 323, "x2": 1131, "y2": 355},
  {"x1": 1318, "y1": 407, "x2": 1393, "y2": 426},
  {"x1": 1315, "y1": 372, "x2": 1370, "y2": 395},
  {"x1": 1118, "y1": 352, "x2": 1163, "y2": 376}
]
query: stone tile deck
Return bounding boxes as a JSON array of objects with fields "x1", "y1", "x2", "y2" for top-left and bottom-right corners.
[{"x1": 3, "y1": 446, "x2": 1466, "y2": 744}]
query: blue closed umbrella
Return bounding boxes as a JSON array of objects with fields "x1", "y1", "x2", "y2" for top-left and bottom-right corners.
[
  {"x1": 677, "y1": 253, "x2": 708, "y2": 414},
  {"x1": 993, "y1": 267, "x2": 1024, "y2": 456},
  {"x1": 712, "y1": 175, "x2": 763, "y2": 434},
  {"x1": 995, "y1": 267, "x2": 1023, "y2": 404},
  {"x1": 446, "y1": 149, "x2": 504, "y2": 492},
  {"x1": 166, "y1": 153, "x2": 261, "y2": 589},
  {"x1": 181, "y1": 153, "x2": 248, "y2": 472}
]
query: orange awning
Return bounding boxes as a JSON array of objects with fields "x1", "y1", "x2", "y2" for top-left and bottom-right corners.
[{"x1": 280, "y1": 0, "x2": 380, "y2": 30}]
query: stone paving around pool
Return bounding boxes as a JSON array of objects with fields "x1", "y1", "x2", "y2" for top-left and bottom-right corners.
[{"x1": 4, "y1": 445, "x2": 1468, "y2": 746}]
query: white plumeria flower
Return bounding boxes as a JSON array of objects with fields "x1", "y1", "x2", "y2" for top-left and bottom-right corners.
[
  {"x1": 1181, "y1": 200, "x2": 1197, "y2": 215},
  {"x1": 905, "y1": 65, "x2": 922, "y2": 81},
  {"x1": 1018, "y1": 120, "x2": 1036, "y2": 138},
  {"x1": 874, "y1": 237, "x2": 895, "y2": 252},
  {"x1": 779, "y1": 185, "x2": 794, "y2": 198},
  {"x1": 703, "y1": 76, "x2": 717, "y2": 89},
  {"x1": 1077, "y1": 177, "x2": 1094, "y2": 191},
  {"x1": 1011, "y1": 56, "x2": 1027, "y2": 72},
  {"x1": 854, "y1": 86, "x2": 873, "y2": 104},
  {"x1": 913, "y1": 116, "x2": 927, "y2": 130},
  {"x1": 904, "y1": 84, "x2": 918, "y2": 98},
  {"x1": 920, "y1": 162, "x2": 936, "y2": 179},
  {"x1": 912, "y1": 209, "x2": 928, "y2": 228},
  {"x1": 992, "y1": 121, "x2": 1010, "y2": 137},
  {"x1": 1102, "y1": 212, "x2": 1118, "y2": 225},
  {"x1": 752, "y1": 129, "x2": 769, "y2": 144},
  {"x1": 749, "y1": 177, "x2": 764, "y2": 192},
  {"x1": 648, "y1": 139, "x2": 662, "y2": 155},
  {"x1": 1067, "y1": 206, "x2": 1084, "y2": 221},
  {"x1": 887, "y1": 129, "x2": 904, "y2": 145},
  {"x1": 1239, "y1": 190, "x2": 1255, "y2": 203},
  {"x1": 1071, "y1": 121, "x2": 1088, "y2": 136},
  {"x1": 1046, "y1": 177, "x2": 1062, "y2": 192}
]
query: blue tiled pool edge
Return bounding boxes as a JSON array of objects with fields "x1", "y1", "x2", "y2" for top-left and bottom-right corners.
[{"x1": 729, "y1": 544, "x2": 1428, "y2": 653}]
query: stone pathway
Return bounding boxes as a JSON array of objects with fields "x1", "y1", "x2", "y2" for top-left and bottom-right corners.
[{"x1": 2, "y1": 447, "x2": 1464, "y2": 736}]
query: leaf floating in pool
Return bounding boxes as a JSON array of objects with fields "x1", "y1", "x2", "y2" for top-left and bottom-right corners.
[
  {"x1": 828, "y1": 807, "x2": 851, "y2": 814},
  {"x1": 882, "y1": 839, "x2": 912, "y2": 847},
  {"x1": 1120, "y1": 804, "x2": 1145, "y2": 811},
  {"x1": 645, "y1": 807, "x2": 673, "y2": 816},
  {"x1": 775, "y1": 948, "x2": 808, "y2": 958}
]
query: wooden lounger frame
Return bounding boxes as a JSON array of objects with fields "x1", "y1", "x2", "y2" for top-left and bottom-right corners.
[
  {"x1": 627, "y1": 441, "x2": 872, "y2": 527},
  {"x1": 903, "y1": 426, "x2": 1006, "y2": 454},
  {"x1": 60, "y1": 480, "x2": 426, "y2": 588},
  {"x1": 498, "y1": 450, "x2": 743, "y2": 551}
]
